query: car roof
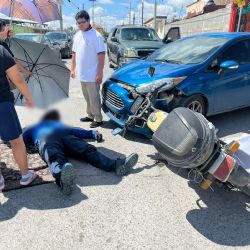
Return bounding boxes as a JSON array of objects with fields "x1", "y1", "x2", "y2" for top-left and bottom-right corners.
[
  {"x1": 119, "y1": 25, "x2": 154, "y2": 29},
  {"x1": 187, "y1": 32, "x2": 250, "y2": 40},
  {"x1": 46, "y1": 31, "x2": 67, "y2": 34},
  {"x1": 15, "y1": 33, "x2": 43, "y2": 36}
]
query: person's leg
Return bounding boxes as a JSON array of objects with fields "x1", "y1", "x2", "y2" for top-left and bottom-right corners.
[
  {"x1": 0, "y1": 102, "x2": 37, "y2": 186},
  {"x1": 81, "y1": 82, "x2": 94, "y2": 120},
  {"x1": 10, "y1": 136, "x2": 29, "y2": 175},
  {"x1": 86, "y1": 83, "x2": 103, "y2": 123},
  {"x1": 62, "y1": 135, "x2": 139, "y2": 176},
  {"x1": 41, "y1": 133, "x2": 76, "y2": 195},
  {"x1": 62, "y1": 134, "x2": 116, "y2": 172}
]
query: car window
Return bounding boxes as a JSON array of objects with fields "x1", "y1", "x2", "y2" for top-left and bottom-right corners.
[
  {"x1": 147, "y1": 36, "x2": 229, "y2": 65},
  {"x1": 47, "y1": 33, "x2": 67, "y2": 41},
  {"x1": 113, "y1": 29, "x2": 118, "y2": 37},
  {"x1": 108, "y1": 29, "x2": 115, "y2": 39},
  {"x1": 115, "y1": 29, "x2": 120, "y2": 38},
  {"x1": 219, "y1": 39, "x2": 250, "y2": 64},
  {"x1": 121, "y1": 28, "x2": 160, "y2": 41},
  {"x1": 167, "y1": 27, "x2": 180, "y2": 41},
  {"x1": 42, "y1": 36, "x2": 51, "y2": 44}
]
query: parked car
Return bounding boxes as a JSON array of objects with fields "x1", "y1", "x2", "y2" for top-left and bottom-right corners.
[
  {"x1": 45, "y1": 31, "x2": 73, "y2": 58},
  {"x1": 107, "y1": 26, "x2": 165, "y2": 68},
  {"x1": 14, "y1": 33, "x2": 61, "y2": 59},
  {"x1": 102, "y1": 32, "x2": 250, "y2": 135}
]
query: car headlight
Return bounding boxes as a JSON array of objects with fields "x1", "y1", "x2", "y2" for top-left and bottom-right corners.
[
  {"x1": 135, "y1": 77, "x2": 186, "y2": 94},
  {"x1": 117, "y1": 82, "x2": 135, "y2": 92},
  {"x1": 124, "y1": 48, "x2": 137, "y2": 57}
]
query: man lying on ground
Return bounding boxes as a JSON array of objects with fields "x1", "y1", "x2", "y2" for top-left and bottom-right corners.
[{"x1": 23, "y1": 110, "x2": 138, "y2": 195}]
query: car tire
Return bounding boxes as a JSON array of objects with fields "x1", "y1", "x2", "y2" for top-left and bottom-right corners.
[{"x1": 180, "y1": 95, "x2": 206, "y2": 115}]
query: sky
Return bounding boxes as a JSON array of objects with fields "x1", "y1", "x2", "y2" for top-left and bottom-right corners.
[{"x1": 52, "y1": 0, "x2": 195, "y2": 31}]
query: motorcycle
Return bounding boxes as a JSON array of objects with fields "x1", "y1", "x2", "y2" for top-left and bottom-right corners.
[{"x1": 112, "y1": 83, "x2": 250, "y2": 196}]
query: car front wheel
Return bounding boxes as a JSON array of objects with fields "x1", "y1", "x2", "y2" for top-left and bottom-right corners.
[{"x1": 180, "y1": 95, "x2": 206, "y2": 115}]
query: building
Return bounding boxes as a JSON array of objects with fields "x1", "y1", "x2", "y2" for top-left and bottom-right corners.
[
  {"x1": 187, "y1": 0, "x2": 229, "y2": 18},
  {"x1": 144, "y1": 16, "x2": 167, "y2": 39}
]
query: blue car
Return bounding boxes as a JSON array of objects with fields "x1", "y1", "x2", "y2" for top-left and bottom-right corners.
[{"x1": 102, "y1": 32, "x2": 250, "y2": 135}]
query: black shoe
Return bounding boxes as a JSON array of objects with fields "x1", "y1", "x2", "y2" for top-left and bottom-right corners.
[
  {"x1": 95, "y1": 132, "x2": 104, "y2": 143},
  {"x1": 80, "y1": 117, "x2": 94, "y2": 122},
  {"x1": 90, "y1": 121, "x2": 103, "y2": 128},
  {"x1": 60, "y1": 163, "x2": 76, "y2": 195},
  {"x1": 115, "y1": 153, "x2": 139, "y2": 176}
]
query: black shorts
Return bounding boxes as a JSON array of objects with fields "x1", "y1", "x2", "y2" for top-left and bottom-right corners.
[{"x1": 0, "y1": 102, "x2": 22, "y2": 141}]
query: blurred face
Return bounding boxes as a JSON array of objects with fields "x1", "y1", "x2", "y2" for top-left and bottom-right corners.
[
  {"x1": 0, "y1": 25, "x2": 6, "y2": 33},
  {"x1": 76, "y1": 18, "x2": 90, "y2": 31}
]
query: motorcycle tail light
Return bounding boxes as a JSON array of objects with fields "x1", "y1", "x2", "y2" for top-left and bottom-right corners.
[{"x1": 213, "y1": 155, "x2": 235, "y2": 182}]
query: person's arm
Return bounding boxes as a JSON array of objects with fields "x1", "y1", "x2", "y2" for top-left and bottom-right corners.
[
  {"x1": 96, "y1": 52, "x2": 105, "y2": 84},
  {"x1": 71, "y1": 52, "x2": 76, "y2": 79},
  {"x1": 95, "y1": 35, "x2": 106, "y2": 84},
  {"x1": 66, "y1": 127, "x2": 96, "y2": 139},
  {"x1": 16, "y1": 60, "x2": 32, "y2": 77},
  {"x1": 6, "y1": 65, "x2": 33, "y2": 107}
]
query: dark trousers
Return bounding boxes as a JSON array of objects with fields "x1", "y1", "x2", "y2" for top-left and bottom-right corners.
[{"x1": 40, "y1": 132, "x2": 118, "y2": 178}]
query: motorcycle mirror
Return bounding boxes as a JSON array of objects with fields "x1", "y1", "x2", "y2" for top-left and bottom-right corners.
[{"x1": 112, "y1": 127, "x2": 124, "y2": 136}]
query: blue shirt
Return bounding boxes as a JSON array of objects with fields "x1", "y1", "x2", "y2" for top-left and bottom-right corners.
[{"x1": 23, "y1": 120, "x2": 96, "y2": 145}]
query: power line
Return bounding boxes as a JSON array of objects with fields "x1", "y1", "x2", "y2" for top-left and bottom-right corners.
[{"x1": 67, "y1": 0, "x2": 80, "y2": 10}]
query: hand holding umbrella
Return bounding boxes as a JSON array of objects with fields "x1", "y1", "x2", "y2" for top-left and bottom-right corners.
[{"x1": 6, "y1": 64, "x2": 34, "y2": 108}]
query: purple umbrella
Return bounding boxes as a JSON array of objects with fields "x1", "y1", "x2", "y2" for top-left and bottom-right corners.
[{"x1": 0, "y1": 0, "x2": 61, "y2": 23}]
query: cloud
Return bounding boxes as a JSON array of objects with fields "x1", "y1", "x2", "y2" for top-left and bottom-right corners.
[
  {"x1": 98, "y1": 0, "x2": 114, "y2": 4},
  {"x1": 88, "y1": 6, "x2": 106, "y2": 17},
  {"x1": 48, "y1": 13, "x2": 76, "y2": 29}
]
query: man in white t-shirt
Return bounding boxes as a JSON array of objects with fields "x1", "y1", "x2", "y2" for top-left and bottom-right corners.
[{"x1": 71, "y1": 10, "x2": 105, "y2": 128}]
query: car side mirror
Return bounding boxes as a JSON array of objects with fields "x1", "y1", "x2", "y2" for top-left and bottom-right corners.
[
  {"x1": 162, "y1": 37, "x2": 173, "y2": 44},
  {"x1": 220, "y1": 60, "x2": 239, "y2": 71},
  {"x1": 111, "y1": 37, "x2": 118, "y2": 42}
]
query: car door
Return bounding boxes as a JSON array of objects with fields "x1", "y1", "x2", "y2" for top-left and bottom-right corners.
[{"x1": 205, "y1": 39, "x2": 250, "y2": 113}]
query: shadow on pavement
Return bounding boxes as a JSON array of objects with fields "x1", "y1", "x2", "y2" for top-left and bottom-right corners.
[
  {"x1": 0, "y1": 184, "x2": 87, "y2": 222},
  {"x1": 186, "y1": 181, "x2": 250, "y2": 247},
  {"x1": 153, "y1": 158, "x2": 250, "y2": 247}
]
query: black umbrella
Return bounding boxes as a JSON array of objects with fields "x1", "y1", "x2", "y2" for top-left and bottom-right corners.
[{"x1": 8, "y1": 38, "x2": 70, "y2": 108}]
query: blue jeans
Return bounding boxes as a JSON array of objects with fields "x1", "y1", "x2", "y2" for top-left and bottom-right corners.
[{"x1": 40, "y1": 132, "x2": 120, "y2": 180}]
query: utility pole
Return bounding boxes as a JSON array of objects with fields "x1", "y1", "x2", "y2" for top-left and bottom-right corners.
[
  {"x1": 82, "y1": 3, "x2": 84, "y2": 10},
  {"x1": 154, "y1": 0, "x2": 157, "y2": 30},
  {"x1": 89, "y1": 0, "x2": 96, "y2": 25},
  {"x1": 141, "y1": 0, "x2": 144, "y2": 26},
  {"x1": 129, "y1": 1, "x2": 132, "y2": 25},
  {"x1": 57, "y1": 0, "x2": 64, "y2": 30},
  {"x1": 133, "y1": 13, "x2": 135, "y2": 25}
]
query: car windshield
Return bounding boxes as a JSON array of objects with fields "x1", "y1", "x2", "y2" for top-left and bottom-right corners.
[
  {"x1": 15, "y1": 34, "x2": 42, "y2": 42},
  {"x1": 121, "y1": 28, "x2": 160, "y2": 41},
  {"x1": 47, "y1": 33, "x2": 67, "y2": 41},
  {"x1": 147, "y1": 36, "x2": 229, "y2": 64}
]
